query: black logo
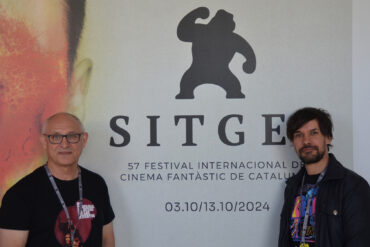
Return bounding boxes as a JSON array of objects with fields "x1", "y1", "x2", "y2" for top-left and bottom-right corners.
[{"x1": 176, "y1": 7, "x2": 256, "y2": 99}]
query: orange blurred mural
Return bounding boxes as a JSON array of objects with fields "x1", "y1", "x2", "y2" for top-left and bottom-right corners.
[{"x1": 0, "y1": 0, "x2": 90, "y2": 203}]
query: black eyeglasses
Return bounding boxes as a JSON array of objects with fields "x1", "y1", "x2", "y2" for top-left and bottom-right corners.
[{"x1": 43, "y1": 133, "x2": 83, "y2": 144}]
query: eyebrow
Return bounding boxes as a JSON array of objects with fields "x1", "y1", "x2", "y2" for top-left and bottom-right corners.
[
  {"x1": 45, "y1": 131, "x2": 82, "y2": 135},
  {"x1": 294, "y1": 127, "x2": 319, "y2": 133}
]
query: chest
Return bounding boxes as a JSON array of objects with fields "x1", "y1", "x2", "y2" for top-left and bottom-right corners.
[{"x1": 28, "y1": 179, "x2": 105, "y2": 232}]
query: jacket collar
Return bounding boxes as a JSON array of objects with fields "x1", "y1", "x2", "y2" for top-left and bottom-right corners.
[
  {"x1": 322, "y1": 153, "x2": 346, "y2": 181},
  {"x1": 287, "y1": 153, "x2": 345, "y2": 186}
]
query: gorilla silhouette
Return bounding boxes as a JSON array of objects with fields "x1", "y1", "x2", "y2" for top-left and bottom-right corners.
[{"x1": 176, "y1": 7, "x2": 256, "y2": 99}]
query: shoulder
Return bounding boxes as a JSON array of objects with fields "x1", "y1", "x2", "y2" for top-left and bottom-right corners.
[
  {"x1": 342, "y1": 166, "x2": 370, "y2": 191},
  {"x1": 331, "y1": 155, "x2": 369, "y2": 186},
  {"x1": 336, "y1": 164, "x2": 370, "y2": 223},
  {"x1": 0, "y1": 166, "x2": 46, "y2": 228},
  {"x1": 4, "y1": 166, "x2": 46, "y2": 196},
  {"x1": 329, "y1": 158, "x2": 370, "y2": 195}
]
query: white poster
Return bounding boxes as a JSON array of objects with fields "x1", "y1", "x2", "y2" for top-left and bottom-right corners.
[
  {"x1": 79, "y1": 0, "x2": 352, "y2": 246},
  {"x1": 353, "y1": 0, "x2": 370, "y2": 183}
]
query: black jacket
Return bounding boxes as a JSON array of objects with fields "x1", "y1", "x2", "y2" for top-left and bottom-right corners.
[{"x1": 278, "y1": 154, "x2": 370, "y2": 247}]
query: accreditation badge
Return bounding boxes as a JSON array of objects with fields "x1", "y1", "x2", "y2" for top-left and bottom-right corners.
[{"x1": 299, "y1": 243, "x2": 309, "y2": 247}]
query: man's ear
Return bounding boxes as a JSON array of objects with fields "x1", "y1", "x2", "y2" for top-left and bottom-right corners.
[
  {"x1": 326, "y1": 136, "x2": 333, "y2": 145},
  {"x1": 68, "y1": 58, "x2": 93, "y2": 120},
  {"x1": 82, "y1": 132, "x2": 89, "y2": 148}
]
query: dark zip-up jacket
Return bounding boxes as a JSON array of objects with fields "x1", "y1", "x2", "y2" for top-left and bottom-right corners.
[{"x1": 278, "y1": 154, "x2": 370, "y2": 247}]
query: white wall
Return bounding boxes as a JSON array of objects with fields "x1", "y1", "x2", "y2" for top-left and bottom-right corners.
[{"x1": 353, "y1": 0, "x2": 370, "y2": 183}]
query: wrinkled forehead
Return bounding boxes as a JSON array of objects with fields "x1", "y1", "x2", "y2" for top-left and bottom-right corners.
[{"x1": 0, "y1": 0, "x2": 68, "y2": 53}]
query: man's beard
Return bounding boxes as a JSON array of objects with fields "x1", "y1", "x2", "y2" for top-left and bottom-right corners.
[{"x1": 298, "y1": 145, "x2": 326, "y2": 165}]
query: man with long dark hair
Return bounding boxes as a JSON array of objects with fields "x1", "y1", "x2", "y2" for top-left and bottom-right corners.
[{"x1": 279, "y1": 107, "x2": 370, "y2": 247}]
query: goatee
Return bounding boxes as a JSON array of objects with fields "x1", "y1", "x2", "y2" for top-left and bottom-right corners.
[{"x1": 298, "y1": 145, "x2": 325, "y2": 165}]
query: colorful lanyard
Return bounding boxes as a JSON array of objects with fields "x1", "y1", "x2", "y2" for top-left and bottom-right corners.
[
  {"x1": 44, "y1": 164, "x2": 83, "y2": 244},
  {"x1": 299, "y1": 166, "x2": 327, "y2": 246}
]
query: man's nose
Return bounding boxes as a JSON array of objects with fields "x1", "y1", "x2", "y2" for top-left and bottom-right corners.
[{"x1": 302, "y1": 134, "x2": 311, "y2": 145}]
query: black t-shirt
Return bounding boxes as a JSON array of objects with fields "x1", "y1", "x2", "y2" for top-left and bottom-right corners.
[
  {"x1": 290, "y1": 174, "x2": 319, "y2": 247},
  {"x1": 0, "y1": 165, "x2": 115, "y2": 247}
]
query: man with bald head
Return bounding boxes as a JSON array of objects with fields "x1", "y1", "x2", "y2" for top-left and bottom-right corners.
[{"x1": 0, "y1": 113, "x2": 115, "y2": 247}]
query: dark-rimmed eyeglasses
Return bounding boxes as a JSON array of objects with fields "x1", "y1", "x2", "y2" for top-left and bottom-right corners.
[{"x1": 43, "y1": 133, "x2": 83, "y2": 144}]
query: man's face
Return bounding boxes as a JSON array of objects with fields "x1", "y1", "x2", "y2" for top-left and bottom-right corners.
[
  {"x1": 292, "y1": 119, "x2": 331, "y2": 164},
  {"x1": 0, "y1": 1, "x2": 69, "y2": 194},
  {"x1": 73, "y1": 238, "x2": 80, "y2": 247},
  {"x1": 65, "y1": 233, "x2": 71, "y2": 245},
  {"x1": 42, "y1": 114, "x2": 88, "y2": 168}
]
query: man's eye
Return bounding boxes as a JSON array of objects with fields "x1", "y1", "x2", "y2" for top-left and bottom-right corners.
[
  {"x1": 294, "y1": 133, "x2": 302, "y2": 138},
  {"x1": 51, "y1": 135, "x2": 62, "y2": 141},
  {"x1": 68, "y1": 134, "x2": 79, "y2": 140}
]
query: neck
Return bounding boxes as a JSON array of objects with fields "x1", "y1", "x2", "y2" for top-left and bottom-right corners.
[
  {"x1": 47, "y1": 163, "x2": 79, "y2": 180},
  {"x1": 305, "y1": 153, "x2": 330, "y2": 175}
]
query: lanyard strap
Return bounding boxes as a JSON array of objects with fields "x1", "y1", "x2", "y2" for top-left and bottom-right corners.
[
  {"x1": 44, "y1": 164, "x2": 83, "y2": 244},
  {"x1": 299, "y1": 166, "x2": 327, "y2": 244}
]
